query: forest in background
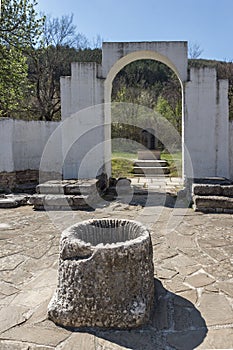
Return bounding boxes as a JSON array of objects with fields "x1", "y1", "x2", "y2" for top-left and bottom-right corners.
[{"x1": 1, "y1": 0, "x2": 233, "y2": 128}]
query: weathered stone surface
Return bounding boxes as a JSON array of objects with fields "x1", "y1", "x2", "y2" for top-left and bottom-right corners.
[
  {"x1": 0, "y1": 194, "x2": 232, "y2": 349},
  {"x1": 6, "y1": 195, "x2": 29, "y2": 206},
  {"x1": 48, "y1": 219, "x2": 154, "y2": 329},
  {"x1": 44, "y1": 195, "x2": 74, "y2": 207},
  {"x1": 57, "y1": 333, "x2": 96, "y2": 350},
  {"x1": 0, "y1": 254, "x2": 25, "y2": 271},
  {"x1": 0, "y1": 340, "x2": 30, "y2": 350},
  {"x1": 0, "y1": 281, "x2": 19, "y2": 296},
  {"x1": 28, "y1": 194, "x2": 45, "y2": 206},
  {"x1": 192, "y1": 184, "x2": 223, "y2": 196},
  {"x1": 185, "y1": 272, "x2": 215, "y2": 288},
  {"x1": 64, "y1": 180, "x2": 98, "y2": 195},
  {"x1": 216, "y1": 281, "x2": 233, "y2": 297},
  {"x1": 177, "y1": 290, "x2": 198, "y2": 305},
  {"x1": 1, "y1": 325, "x2": 70, "y2": 347},
  {"x1": 164, "y1": 276, "x2": 190, "y2": 293},
  {"x1": 0, "y1": 305, "x2": 30, "y2": 334},
  {"x1": 0, "y1": 198, "x2": 19, "y2": 208},
  {"x1": 198, "y1": 293, "x2": 233, "y2": 326},
  {"x1": 197, "y1": 328, "x2": 233, "y2": 349},
  {"x1": 194, "y1": 195, "x2": 233, "y2": 212},
  {"x1": 36, "y1": 183, "x2": 67, "y2": 195},
  {"x1": 72, "y1": 195, "x2": 90, "y2": 207}
]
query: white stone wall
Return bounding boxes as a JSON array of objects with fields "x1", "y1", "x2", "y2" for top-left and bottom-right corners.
[
  {"x1": 61, "y1": 62, "x2": 104, "y2": 120},
  {"x1": 229, "y1": 121, "x2": 233, "y2": 180},
  {"x1": 0, "y1": 119, "x2": 60, "y2": 173},
  {"x1": 102, "y1": 42, "x2": 188, "y2": 82},
  {"x1": 58, "y1": 42, "x2": 230, "y2": 181},
  {"x1": 184, "y1": 68, "x2": 229, "y2": 179}
]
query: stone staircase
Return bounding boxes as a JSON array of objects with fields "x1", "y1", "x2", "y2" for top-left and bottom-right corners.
[
  {"x1": 29, "y1": 179, "x2": 106, "y2": 210},
  {"x1": 133, "y1": 159, "x2": 170, "y2": 177},
  {"x1": 192, "y1": 178, "x2": 233, "y2": 213}
]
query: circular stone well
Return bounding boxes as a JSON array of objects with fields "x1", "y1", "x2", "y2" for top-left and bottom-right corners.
[{"x1": 48, "y1": 218, "x2": 154, "y2": 329}]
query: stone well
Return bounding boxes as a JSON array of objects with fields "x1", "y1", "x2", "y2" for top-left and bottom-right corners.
[{"x1": 48, "y1": 219, "x2": 154, "y2": 329}]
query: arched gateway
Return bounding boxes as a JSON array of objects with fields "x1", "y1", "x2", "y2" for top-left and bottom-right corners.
[{"x1": 61, "y1": 41, "x2": 229, "y2": 181}]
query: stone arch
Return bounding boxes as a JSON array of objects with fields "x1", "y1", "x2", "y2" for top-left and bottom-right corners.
[
  {"x1": 60, "y1": 41, "x2": 229, "y2": 180},
  {"x1": 103, "y1": 48, "x2": 185, "y2": 177},
  {"x1": 104, "y1": 49, "x2": 184, "y2": 105}
]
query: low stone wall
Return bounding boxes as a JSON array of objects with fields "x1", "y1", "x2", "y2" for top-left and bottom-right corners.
[
  {"x1": 0, "y1": 170, "x2": 39, "y2": 192},
  {"x1": 0, "y1": 170, "x2": 63, "y2": 193}
]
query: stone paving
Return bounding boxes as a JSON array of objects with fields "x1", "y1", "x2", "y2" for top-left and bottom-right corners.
[{"x1": 0, "y1": 190, "x2": 233, "y2": 349}]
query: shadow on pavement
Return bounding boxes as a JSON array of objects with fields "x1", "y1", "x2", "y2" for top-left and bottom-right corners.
[{"x1": 82, "y1": 279, "x2": 207, "y2": 350}]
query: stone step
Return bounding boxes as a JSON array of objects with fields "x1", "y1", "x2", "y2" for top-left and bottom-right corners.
[
  {"x1": 137, "y1": 150, "x2": 161, "y2": 160},
  {"x1": 193, "y1": 195, "x2": 233, "y2": 213},
  {"x1": 0, "y1": 195, "x2": 29, "y2": 208},
  {"x1": 133, "y1": 166, "x2": 170, "y2": 176},
  {"x1": 0, "y1": 198, "x2": 20, "y2": 208},
  {"x1": 29, "y1": 194, "x2": 93, "y2": 210},
  {"x1": 133, "y1": 160, "x2": 168, "y2": 167},
  {"x1": 36, "y1": 179, "x2": 99, "y2": 195},
  {"x1": 193, "y1": 184, "x2": 233, "y2": 197}
]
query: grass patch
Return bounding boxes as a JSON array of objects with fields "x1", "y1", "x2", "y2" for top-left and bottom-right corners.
[
  {"x1": 161, "y1": 151, "x2": 182, "y2": 177},
  {"x1": 111, "y1": 158, "x2": 134, "y2": 178},
  {"x1": 112, "y1": 152, "x2": 137, "y2": 160}
]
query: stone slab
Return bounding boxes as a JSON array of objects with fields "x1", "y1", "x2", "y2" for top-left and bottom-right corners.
[
  {"x1": 57, "y1": 333, "x2": 96, "y2": 350},
  {"x1": 0, "y1": 305, "x2": 30, "y2": 334},
  {"x1": 133, "y1": 166, "x2": 170, "y2": 175},
  {"x1": 185, "y1": 272, "x2": 215, "y2": 288},
  {"x1": 197, "y1": 327, "x2": 233, "y2": 349},
  {"x1": 0, "y1": 340, "x2": 30, "y2": 350},
  {"x1": 198, "y1": 293, "x2": 233, "y2": 326},
  {"x1": 134, "y1": 160, "x2": 168, "y2": 167},
  {"x1": 1, "y1": 325, "x2": 70, "y2": 347},
  {"x1": 64, "y1": 181, "x2": 98, "y2": 195},
  {"x1": 36, "y1": 183, "x2": 67, "y2": 195},
  {"x1": 0, "y1": 198, "x2": 19, "y2": 208},
  {"x1": 193, "y1": 195, "x2": 233, "y2": 211}
]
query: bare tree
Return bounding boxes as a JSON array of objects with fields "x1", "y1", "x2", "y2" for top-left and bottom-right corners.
[
  {"x1": 28, "y1": 14, "x2": 90, "y2": 120},
  {"x1": 188, "y1": 42, "x2": 203, "y2": 59}
]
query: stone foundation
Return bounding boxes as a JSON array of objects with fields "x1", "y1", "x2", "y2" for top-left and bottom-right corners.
[
  {"x1": 0, "y1": 170, "x2": 63, "y2": 193},
  {"x1": 0, "y1": 170, "x2": 39, "y2": 192},
  {"x1": 48, "y1": 219, "x2": 154, "y2": 329}
]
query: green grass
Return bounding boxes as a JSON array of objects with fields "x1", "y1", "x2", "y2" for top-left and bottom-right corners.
[
  {"x1": 111, "y1": 158, "x2": 134, "y2": 178},
  {"x1": 112, "y1": 152, "x2": 137, "y2": 160},
  {"x1": 111, "y1": 151, "x2": 182, "y2": 178},
  {"x1": 161, "y1": 151, "x2": 182, "y2": 177}
]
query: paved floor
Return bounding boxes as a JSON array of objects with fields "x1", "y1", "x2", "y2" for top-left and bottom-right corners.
[{"x1": 0, "y1": 190, "x2": 233, "y2": 349}]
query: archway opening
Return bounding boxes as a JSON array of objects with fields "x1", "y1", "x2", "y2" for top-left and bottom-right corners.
[{"x1": 110, "y1": 59, "x2": 183, "y2": 179}]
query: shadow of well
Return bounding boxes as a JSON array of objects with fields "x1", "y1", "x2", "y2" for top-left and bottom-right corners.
[{"x1": 85, "y1": 279, "x2": 208, "y2": 350}]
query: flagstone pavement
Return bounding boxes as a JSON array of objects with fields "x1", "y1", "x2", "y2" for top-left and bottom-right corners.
[{"x1": 0, "y1": 191, "x2": 233, "y2": 349}]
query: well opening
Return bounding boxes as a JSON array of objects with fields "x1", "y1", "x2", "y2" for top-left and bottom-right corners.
[{"x1": 69, "y1": 219, "x2": 147, "y2": 246}]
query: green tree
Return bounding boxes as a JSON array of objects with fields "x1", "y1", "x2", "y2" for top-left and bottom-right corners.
[
  {"x1": 156, "y1": 96, "x2": 182, "y2": 134},
  {"x1": 0, "y1": 47, "x2": 29, "y2": 117},
  {"x1": 0, "y1": 0, "x2": 44, "y2": 117}
]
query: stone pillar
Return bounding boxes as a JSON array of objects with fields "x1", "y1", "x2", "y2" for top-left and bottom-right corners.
[
  {"x1": 60, "y1": 62, "x2": 105, "y2": 179},
  {"x1": 184, "y1": 67, "x2": 229, "y2": 179}
]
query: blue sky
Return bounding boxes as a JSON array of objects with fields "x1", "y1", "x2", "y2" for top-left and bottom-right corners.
[{"x1": 37, "y1": 0, "x2": 233, "y2": 61}]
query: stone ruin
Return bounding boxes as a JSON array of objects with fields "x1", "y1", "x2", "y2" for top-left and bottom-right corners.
[{"x1": 48, "y1": 219, "x2": 154, "y2": 329}]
